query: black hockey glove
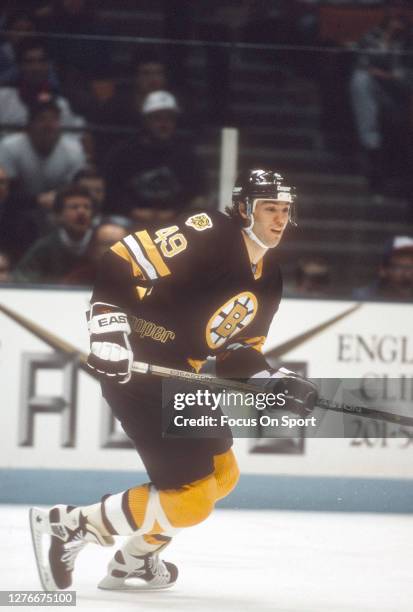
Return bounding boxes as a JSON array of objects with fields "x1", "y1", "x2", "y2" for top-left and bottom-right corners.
[
  {"x1": 87, "y1": 302, "x2": 133, "y2": 384},
  {"x1": 250, "y1": 367, "x2": 318, "y2": 416}
]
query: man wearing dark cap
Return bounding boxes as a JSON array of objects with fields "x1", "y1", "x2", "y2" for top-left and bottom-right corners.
[{"x1": 353, "y1": 236, "x2": 413, "y2": 300}]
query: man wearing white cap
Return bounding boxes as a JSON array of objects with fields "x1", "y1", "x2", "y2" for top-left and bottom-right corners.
[
  {"x1": 141, "y1": 90, "x2": 180, "y2": 142},
  {"x1": 105, "y1": 90, "x2": 208, "y2": 223}
]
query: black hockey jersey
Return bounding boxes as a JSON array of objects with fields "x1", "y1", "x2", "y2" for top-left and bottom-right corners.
[{"x1": 92, "y1": 211, "x2": 283, "y2": 377}]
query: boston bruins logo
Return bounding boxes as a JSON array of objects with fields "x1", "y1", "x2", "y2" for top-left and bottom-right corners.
[
  {"x1": 185, "y1": 213, "x2": 213, "y2": 232},
  {"x1": 206, "y1": 292, "x2": 258, "y2": 349}
]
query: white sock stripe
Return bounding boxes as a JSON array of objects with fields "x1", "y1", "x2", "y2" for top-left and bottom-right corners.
[
  {"x1": 128, "y1": 486, "x2": 181, "y2": 538},
  {"x1": 102, "y1": 486, "x2": 181, "y2": 538},
  {"x1": 135, "y1": 487, "x2": 157, "y2": 535},
  {"x1": 124, "y1": 235, "x2": 158, "y2": 280},
  {"x1": 148, "y1": 487, "x2": 181, "y2": 537},
  {"x1": 103, "y1": 492, "x2": 135, "y2": 535}
]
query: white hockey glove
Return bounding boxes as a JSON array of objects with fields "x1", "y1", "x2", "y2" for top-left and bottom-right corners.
[
  {"x1": 250, "y1": 367, "x2": 318, "y2": 416},
  {"x1": 87, "y1": 302, "x2": 133, "y2": 384}
]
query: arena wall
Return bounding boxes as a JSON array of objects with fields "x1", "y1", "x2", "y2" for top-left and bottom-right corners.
[{"x1": 1, "y1": 287, "x2": 412, "y2": 512}]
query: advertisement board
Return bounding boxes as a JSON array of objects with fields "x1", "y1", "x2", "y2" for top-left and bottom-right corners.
[{"x1": 1, "y1": 287, "x2": 412, "y2": 509}]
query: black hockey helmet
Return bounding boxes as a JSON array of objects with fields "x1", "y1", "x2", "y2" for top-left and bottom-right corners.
[{"x1": 232, "y1": 168, "x2": 297, "y2": 225}]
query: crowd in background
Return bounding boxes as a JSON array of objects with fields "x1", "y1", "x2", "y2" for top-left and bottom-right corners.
[
  {"x1": 0, "y1": 0, "x2": 412, "y2": 301},
  {"x1": 0, "y1": 1, "x2": 210, "y2": 287}
]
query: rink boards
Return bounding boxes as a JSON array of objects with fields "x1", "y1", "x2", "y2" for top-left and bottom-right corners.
[{"x1": 0, "y1": 286, "x2": 412, "y2": 512}]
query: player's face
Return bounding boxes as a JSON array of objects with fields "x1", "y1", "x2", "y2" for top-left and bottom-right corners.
[{"x1": 252, "y1": 199, "x2": 290, "y2": 248}]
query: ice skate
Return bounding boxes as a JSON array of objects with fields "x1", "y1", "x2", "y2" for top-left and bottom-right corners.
[
  {"x1": 29, "y1": 505, "x2": 113, "y2": 591},
  {"x1": 98, "y1": 546, "x2": 178, "y2": 591}
]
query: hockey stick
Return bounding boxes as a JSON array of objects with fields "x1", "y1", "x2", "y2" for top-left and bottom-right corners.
[
  {"x1": 131, "y1": 360, "x2": 413, "y2": 428},
  {"x1": 7, "y1": 301, "x2": 407, "y2": 426}
]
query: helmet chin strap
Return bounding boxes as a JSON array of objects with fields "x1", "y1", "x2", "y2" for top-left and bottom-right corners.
[
  {"x1": 241, "y1": 198, "x2": 273, "y2": 250},
  {"x1": 242, "y1": 224, "x2": 270, "y2": 249}
]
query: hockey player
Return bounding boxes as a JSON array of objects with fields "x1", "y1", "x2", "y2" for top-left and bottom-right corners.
[{"x1": 30, "y1": 168, "x2": 316, "y2": 592}]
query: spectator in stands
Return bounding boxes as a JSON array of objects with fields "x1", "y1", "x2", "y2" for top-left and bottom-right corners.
[
  {"x1": 286, "y1": 256, "x2": 332, "y2": 297},
  {"x1": 34, "y1": 0, "x2": 112, "y2": 120},
  {"x1": 73, "y1": 168, "x2": 106, "y2": 217},
  {"x1": 353, "y1": 236, "x2": 413, "y2": 301},
  {"x1": 0, "y1": 164, "x2": 20, "y2": 259},
  {"x1": 0, "y1": 250, "x2": 12, "y2": 282},
  {"x1": 35, "y1": 0, "x2": 111, "y2": 79},
  {"x1": 13, "y1": 184, "x2": 94, "y2": 284},
  {"x1": 0, "y1": 37, "x2": 84, "y2": 132},
  {"x1": 94, "y1": 50, "x2": 196, "y2": 156},
  {"x1": 349, "y1": 11, "x2": 413, "y2": 194},
  {"x1": 0, "y1": 99, "x2": 86, "y2": 213},
  {"x1": 0, "y1": 9, "x2": 36, "y2": 86},
  {"x1": 62, "y1": 217, "x2": 131, "y2": 285},
  {"x1": 102, "y1": 50, "x2": 169, "y2": 128},
  {"x1": 105, "y1": 90, "x2": 208, "y2": 221},
  {"x1": 79, "y1": 130, "x2": 98, "y2": 167}
]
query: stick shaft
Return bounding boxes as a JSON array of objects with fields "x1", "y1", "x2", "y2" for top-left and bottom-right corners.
[
  {"x1": 316, "y1": 398, "x2": 413, "y2": 427},
  {"x1": 132, "y1": 360, "x2": 260, "y2": 392},
  {"x1": 131, "y1": 361, "x2": 413, "y2": 427}
]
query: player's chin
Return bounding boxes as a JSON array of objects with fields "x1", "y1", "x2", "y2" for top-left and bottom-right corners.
[{"x1": 266, "y1": 234, "x2": 282, "y2": 248}]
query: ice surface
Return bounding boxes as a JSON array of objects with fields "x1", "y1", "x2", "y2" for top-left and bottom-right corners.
[{"x1": 1, "y1": 505, "x2": 412, "y2": 612}]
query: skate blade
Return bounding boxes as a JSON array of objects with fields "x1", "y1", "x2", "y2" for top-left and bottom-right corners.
[
  {"x1": 98, "y1": 575, "x2": 176, "y2": 592},
  {"x1": 29, "y1": 507, "x2": 58, "y2": 592}
]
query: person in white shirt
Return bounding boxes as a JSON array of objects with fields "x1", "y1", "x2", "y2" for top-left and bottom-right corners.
[
  {"x1": 0, "y1": 99, "x2": 87, "y2": 246},
  {"x1": 0, "y1": 37, "x2": 84, "y2": 133},
  {"x1": 0, "y1": 99, "x2": 86, "y2": 203}
]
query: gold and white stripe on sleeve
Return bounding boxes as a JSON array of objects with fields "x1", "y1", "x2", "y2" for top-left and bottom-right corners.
[{"x1": 112, "y1": 231, "x2": 171, "y2": 281}]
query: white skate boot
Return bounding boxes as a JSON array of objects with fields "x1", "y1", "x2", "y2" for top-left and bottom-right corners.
[
  {"x1": 98, "y1": 544, "x2": 178, "y2": 591},
  {"x1": 29, "y1": 505, "x2": 113, "y2": 591}
]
